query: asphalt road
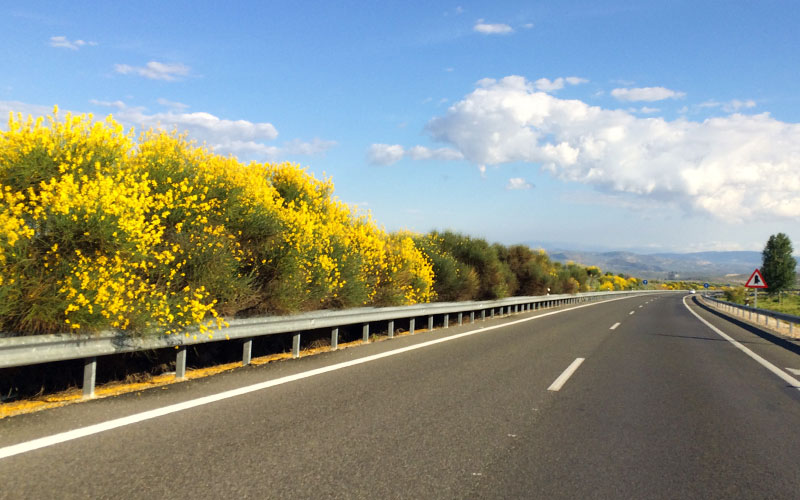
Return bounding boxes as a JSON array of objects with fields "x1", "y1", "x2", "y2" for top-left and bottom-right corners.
[{"x1": 1, "y1": 293, "x2": 799, "y2": 499}]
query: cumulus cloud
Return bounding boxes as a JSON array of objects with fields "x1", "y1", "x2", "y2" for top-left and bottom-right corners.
[
  {"x1": 474, "y1": 19, "x2": 513, "y2": 34},
  {"x1": 405, "y1": 75, "x2": 800, "y2": 221},
  {"x1": 506, "y1": 178, "x2": 533, "y2": 190},
  {"x1": 85, "y1": 100, "x2": 334, "y2": 159},
  {"x1": 50, "y1": 36, "x2": 96, "y2": 50},
  {"x1": 699, "y1": 99, "x2": 757, "y2": 113},
  {"x1": 533, "y1": 77, "x2": 588, "y2": 92},
  {"x1": 114, "y1": 61, "x2": 191, "y2": 81},
  {"x1": 367, "y1": 143, "x2": 463, "y2": 165},
  {"x1": 611, "y1": 86, "x2": 686, "y2": 102}
]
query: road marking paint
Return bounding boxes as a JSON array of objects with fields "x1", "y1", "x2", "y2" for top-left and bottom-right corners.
[
  {"x1": 548, "y1": 358, "x2": 585, "y2": 391},
  {"x1": 610, "y1": 322, "x2": 621, "y2": 330},
  {"x1": 0, "y1": 295, "x2": 642, "y2": 461},
  {"x1": 787, "y1": 368, "x2": 800, "y2": 376},
  {"x1": 629, "y1": 311, "x2": 635, "y2": 315},
  {"x1": 683, "y1": 296, "x2": 800, "y2": 390},
  {"x1": 638, "y1": 305, "x2": 643, "y2": 308}
]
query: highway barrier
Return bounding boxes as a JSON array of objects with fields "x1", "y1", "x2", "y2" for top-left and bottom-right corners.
[
  {"x1": 1, "y1": 290, "x2": 670, "y2": 398},
  {"x1": 700, "y1": 294, "x2": 800, "y2": 338}
]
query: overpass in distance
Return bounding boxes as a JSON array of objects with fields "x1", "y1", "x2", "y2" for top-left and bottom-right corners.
[{"x1": 1, "y1": 293, "x2": 799, "y2": 498}]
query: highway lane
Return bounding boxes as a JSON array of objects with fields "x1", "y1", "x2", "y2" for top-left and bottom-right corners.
[{"x1": 1, "y1": 293, "x2": 799, "y2": 499}]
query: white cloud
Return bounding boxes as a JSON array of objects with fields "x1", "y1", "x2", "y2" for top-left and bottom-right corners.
[
  {"x1": 474, "y1": 19, "x2": 513, "y2": 34},
  {"x1": 565, "y1": 77, "x2": 589, "y2": 86},
  {"x1": 522, "y1": 23, "x2": 534, "y2": 29},
  {"x1": 367, "y1": 144, "x2": 405, "y2": 165},
  {"x1": 638, "y1": 106, "x2": 660, "y2": 114},
  {"x1": 506, "y1": 177, "x2": 533, "y2": 190},
  {"x1": 157, "y1": 98, "x2": 189, "y2": 110},
  {"x1": 50, "y1": 36, "x2": 96, "y2": 50},
  {"x1": 90, "y1": 100, "x2": 337, "y2": 159},
  {"x1": 114, "y1": 61, "x2": 191, "y2": 81},
  {"x1": 533, "y1": 77, "x2": 588, "y2": 92},
  {"x1": 611, "y1": 86, "x2": 686, "y2": 102},
  {"x1": 399, "y1": 75, "x2": 800, "y2": 221},
  {"x1": 3, "y1": 99, "x2": 335, "y2": 161},
  {"x1": 699, "y1": 99, "x2": 757, "y2": 113},
  {"x1": 367, "y1": 144, "x2": 463, "y2": 165}
]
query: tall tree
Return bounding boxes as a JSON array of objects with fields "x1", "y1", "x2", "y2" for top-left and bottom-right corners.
[{"x1": 761, "y1": 233, "x2": 797, "y2": 295}]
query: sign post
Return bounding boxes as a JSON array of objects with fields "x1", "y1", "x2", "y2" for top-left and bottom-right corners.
[{"x1": 744, "y1": 269, "x2": 768, "y2": 309}]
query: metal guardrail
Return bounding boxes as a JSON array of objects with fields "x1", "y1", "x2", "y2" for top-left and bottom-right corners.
[
  {"x1": 700, "y1": 294, "x2": 800, "y2": 335},
  {"x1": 1, "y1": 290, "x2": 671, "y2": 398}
]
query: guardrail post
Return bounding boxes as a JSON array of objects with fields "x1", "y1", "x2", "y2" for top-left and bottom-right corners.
[
  {"x1": 491, "y1": 308, "x2": 495, "y2": 319},
  {"x1": 470, "y1": 311, "x2": 475, "y2": 323},
  {"x1": 410, "y1": 318, "x2": 415, "y2": 334},
  {"x1": 331, "y1": 327, "x2": 339, "y2": 350},
  {"x1": 362, "y1": 323, "x2": 370, "y2": 343},
  {"x1": 444, "y1": 314, "x2": 449, "y2": 328},
  {"x1": 428, "y1": 315, "x2": 434, "y2": 331},
  {"x1": 242, "y1": 339, "x2": 252, "y2": 366},
  {"x1": 388, "y1": 320, "x2": 394, "y2": 338},
  {"x1": 292, "y1": 333, "x2": 301, "y2": 358},
  {"x1": 481, "y1": 310, "x2": 486, "y2": 321},
  {"x1": 83, "y1": 357, "x2": 97, "y2": 398},
  {"x1": 458, "y1": 312, "x2": 463, "y2": 325},
  {"x1": 176, "y1": 347, "x2": 187, "y2": 379}
]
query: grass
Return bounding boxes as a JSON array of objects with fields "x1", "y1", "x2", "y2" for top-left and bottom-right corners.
[{"x1": 747, "y1": 293, "x2": 800, "y2": 316}]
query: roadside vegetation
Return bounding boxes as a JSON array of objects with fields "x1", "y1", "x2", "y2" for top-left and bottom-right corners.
[{"x1": 0, "y1": 109, "x2": 654, "y2": 338}]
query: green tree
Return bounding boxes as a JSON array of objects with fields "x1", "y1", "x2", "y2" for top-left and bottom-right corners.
[{"x1": 761, "y1": 233, "x2": 797, "y2": 296}]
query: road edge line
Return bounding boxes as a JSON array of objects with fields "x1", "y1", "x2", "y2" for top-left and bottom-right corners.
[{"x1": 682, "y1": 295, "x2": 800, "y2": 390}]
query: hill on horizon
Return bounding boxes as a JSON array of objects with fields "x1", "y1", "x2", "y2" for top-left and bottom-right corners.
[{"x1": 543, "y1": 248, "x2": 764, "y2": 283}]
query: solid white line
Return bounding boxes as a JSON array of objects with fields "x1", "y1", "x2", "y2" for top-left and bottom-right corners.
[
  {"x1": 683, "y1": 296, "x2": 800, "y2": 390},
  {"x1": 0, "y1": 295, "x2": 639, "y2": 460},
  {"x1": 548, "y1": 358, "x2": 585, "y2": 391},
  {"x1": 787, "y1": 368, "x2": 800, "y2": 376},
  {"x1": 610, "y1": 322, "x2": 621, "y2": 330}
]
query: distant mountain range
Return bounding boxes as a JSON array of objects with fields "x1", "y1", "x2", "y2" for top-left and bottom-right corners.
[{"x1": 544, "y1": 249, "x2": 764, "y2": 283}]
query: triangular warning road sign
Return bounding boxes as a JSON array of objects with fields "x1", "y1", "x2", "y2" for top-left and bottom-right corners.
[{"x1": 745, "y1": 269, "x2": 768, "y2": 288}]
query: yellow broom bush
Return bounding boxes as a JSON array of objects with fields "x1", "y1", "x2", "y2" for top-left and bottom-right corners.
[{"x1": 0, "y1": 108, "x2": 434, "y2": 336}]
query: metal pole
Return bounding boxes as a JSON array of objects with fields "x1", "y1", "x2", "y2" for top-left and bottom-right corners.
[
  {"x1": 409, "y1": 318, "x2": 415, "y2": 334},
  {"x1": 83, "y1": 357, "x2": 97, "y2": 398},
  {"x1": 444, "y1": 314, "x2": 449, "y2": 328},
  {"x1": 362, "y1": 323, "x2": 370, "y2": 343},
  {"x1": 292, "y1": 333, "x2": 301, "y2": 358},
  {"x1": 388, "y1": 320, "x2": 394, "y2": 339},
  {"x1": 458, "y1": 312, "x2": 463, "y2": 326},
  {"x1": 332, "y1": 327, "x2": 339, "y2": 350},
  {"x1": 176, "y1": 347, "x2": 187, "y2": 379},
  {"x1": 428, "y1": 315, "x2": 434, "y2": 331},
  {"x1": 242, "y1": 339, "x2": 252, "y2": 366}
]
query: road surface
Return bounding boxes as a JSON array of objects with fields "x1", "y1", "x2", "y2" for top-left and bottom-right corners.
[{"x1": 1, "y1": 293, "x2": 799, "y2": 499}]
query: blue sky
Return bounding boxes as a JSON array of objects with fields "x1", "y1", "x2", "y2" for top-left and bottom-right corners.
[{"x1": 3, "y1": 1, "x2": 800, "y2": 254}]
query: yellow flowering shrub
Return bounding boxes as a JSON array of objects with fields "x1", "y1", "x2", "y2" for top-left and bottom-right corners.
[{"x1": 0, "y1": 108, "x2": 434, "y2": 336}]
